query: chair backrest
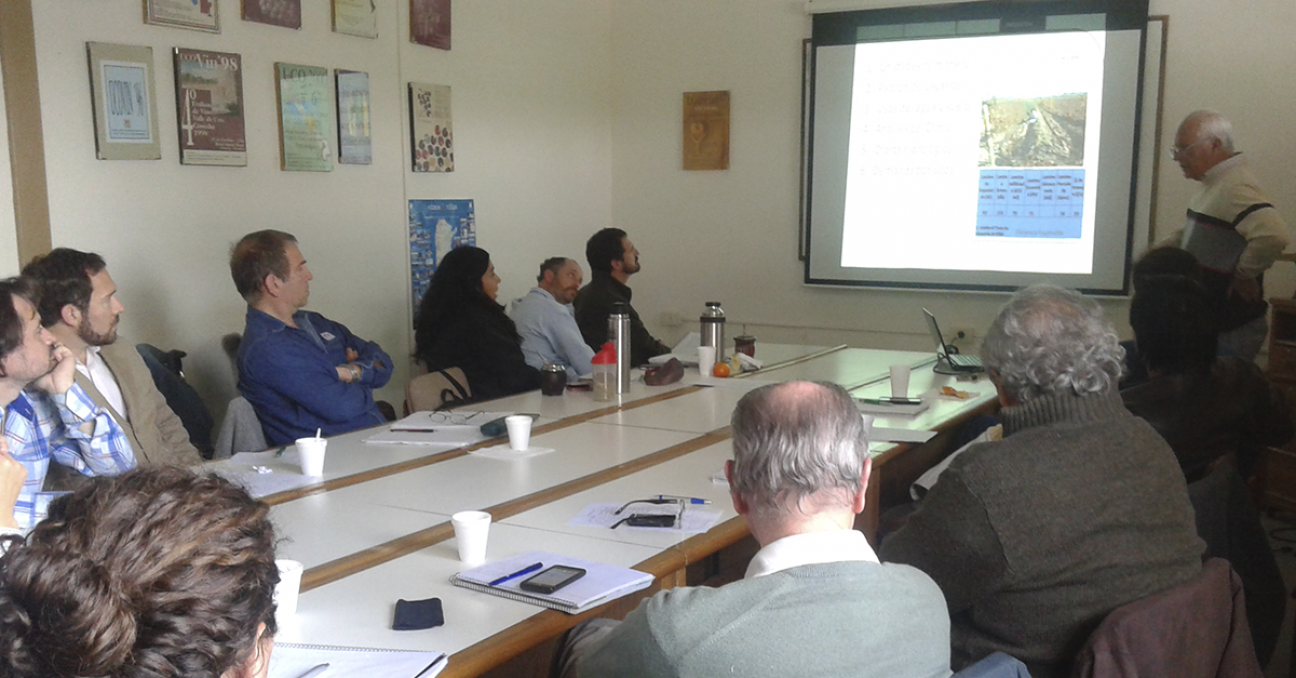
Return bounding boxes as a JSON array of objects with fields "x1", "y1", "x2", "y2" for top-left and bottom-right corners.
[
  {"x1": 1070, "y1": 558, "x2": 1263, "y2": 678},
  {"x1": 405, "y1": 368, "x2": 471, "y2": 413},
  {"x1": 213, "y1": 396, "x2": 268, "y2": 459}
]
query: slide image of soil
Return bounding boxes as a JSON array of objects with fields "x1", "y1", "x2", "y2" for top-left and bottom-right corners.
[{"x1": 979, "y1": 93, "x2": 1086, "y2": 167}]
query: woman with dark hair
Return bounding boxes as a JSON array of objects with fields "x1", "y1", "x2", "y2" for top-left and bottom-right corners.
[
  {"x1": 415, "y1": 246, "x2": 540, "y2": 402},
  {"x1": 0, "y1": 466, "x2": 279, "y2": 678}
]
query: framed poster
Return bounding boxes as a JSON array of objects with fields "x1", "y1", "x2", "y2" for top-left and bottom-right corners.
[
  {"x1": 86, "y1": 42, "x2": 161, "y2": 160},
  {"x1": 336, "y1": 70, "x2": 372, "y2": 165},
  {"x1": 410, "y1": 0, "x2": 451, "y2": 50},
  {"x1": 409, "y1": 199, "x2": 475, "y2": 310},
  {"x1": 333, "y1": 0, "x2": 378, "y2": 39},
  {"x1": 173, "y1": 48, "x2": 246, "y2": 166},
  {"x1": 144, "y1": 0, "x2": 219, "y2": 33},
  {"x1": 409, "y1": 83, "x2": 453, "y2": 173},
  {"x1": 683, "y1": 91, "x2": 730, "y2": 170},
  {"x1": 276, "y1": 63, "x2": 334, "y2": 172},
  {"x1": 243, "y1": 0, "x2": 301, "y2": 29}
]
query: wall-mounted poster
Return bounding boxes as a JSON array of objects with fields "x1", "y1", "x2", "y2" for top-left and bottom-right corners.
[
  {"x1": 86, "y1": 42, "x2": 161, "y2": 160},
  {"x1": 683, "y1": 91, "x2": 730, "y2": 170},
  {"x1": 275, "y1": 63, "x2": 334, "y2": 172},
  {"x1": 333, "y1": 0, "x2": 378, "y2": 38},
  {"x1": 145, "y1": 0, "x2": 219, "y2": 33},
  {"x1": 243, "y1": 0, "x2": 301, "y2": 29},
  {"x1": 173, "y1": 48, "x2": 246, "y2": 166},
  {"x1": 409, "y1": 199, "x2": 475, "y2": 310},
  {"x1": 336, "y1": 70, "x2": 371, "y2": 165},
  {"x1": 410, "y1": 0, "x2": 451, "y2": 50},
  {"x1": 409, "y1": 83, "x2": 453, "y2": 173}
]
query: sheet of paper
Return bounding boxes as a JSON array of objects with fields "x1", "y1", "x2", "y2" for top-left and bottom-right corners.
[
  {"x1": 268, "y1": 642, "x2": 447, "y2": 678},
  {"x1": 364, "y1": 428, "x2": 488, "y2": 446},
  {"x1": 871, "y1": 427, "x2": 937, "y2": 444},
  {"x1": 390, "y1": 411, "x2": 513, "y2": 430},
  {"x1": 469, "y1": 445, "x2": 556, "y2": 461},
  {"x1": 567, "y1": 501, "x2": 722, "y2": 534},
  {"x1": 209, "y1": 450, "x2": 318, "y2": 498}
]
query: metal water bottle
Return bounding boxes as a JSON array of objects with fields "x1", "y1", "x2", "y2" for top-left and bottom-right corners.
[
  {"x1": 608, "y1": 303, "x2": 632, "y2": 394},
  {"x1": 700, "y1": 301, "x2": 726, "y2": 360}
]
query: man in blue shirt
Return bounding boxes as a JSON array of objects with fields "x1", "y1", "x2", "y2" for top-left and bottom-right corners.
[
  {"x1": 509, "y1": 257, "x2": 595, "y2": 380},
  {"x1": 230, "y1": 230, "x2": 393, "y2": 445}
]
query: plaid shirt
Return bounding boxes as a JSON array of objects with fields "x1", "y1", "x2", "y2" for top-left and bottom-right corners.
[{"x1": 3, "y1": 383, "x2": 134, "y2": 530}]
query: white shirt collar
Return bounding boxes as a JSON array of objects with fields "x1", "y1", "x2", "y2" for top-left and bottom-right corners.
[{"x1": 744, "y1": 529, "x2": 879, "y2": 579}]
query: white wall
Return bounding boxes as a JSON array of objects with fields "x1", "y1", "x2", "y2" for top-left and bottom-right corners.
[
  {"x1": 609, "y1": 0, "x2": 1296, "y2": 355},
  {"x1": 29, "y1": 0, "x2": 612, "y2": 419}
]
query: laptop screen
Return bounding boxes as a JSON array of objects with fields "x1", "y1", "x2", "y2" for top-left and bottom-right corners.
[{"x1": 922, "y1": 309, "x2": 950, "y2": 358}]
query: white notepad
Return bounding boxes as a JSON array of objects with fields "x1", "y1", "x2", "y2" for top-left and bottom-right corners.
[
  {"x1": 267, "y1": 642, "x2": 447, "y2": 678},
  {"x1": 450, "y1": 550, "x2": 654, "y2": 615}
]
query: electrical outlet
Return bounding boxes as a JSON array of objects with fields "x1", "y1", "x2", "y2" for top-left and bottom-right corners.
[{"x1": 947, "y1": 328, "x2": 975, "y2": 345}]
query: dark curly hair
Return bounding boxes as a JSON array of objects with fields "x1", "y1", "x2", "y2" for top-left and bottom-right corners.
[
  {"x1": 0, "y1": 277, "x2": 39, "y2": 373},
  {"x1": 415, "y1": 246, "x2": 506, "y2": 355},
  {"x1": 0, "y1": 467, "x2": 279, "y2": 678},
  {"x1": 20, "y1": 248, "x2": 107, "y2": 328},
  {"x1": 584, "y1": 228, "x2": 627, "y2": 275}
]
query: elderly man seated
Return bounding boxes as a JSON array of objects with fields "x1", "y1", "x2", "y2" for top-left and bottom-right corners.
[
  {"x1": 881, "y1": 285, "x2": 1204, "y2": 678},
  {"x1": 559, "y1": 380, "x2": 953, "y2": 678}
]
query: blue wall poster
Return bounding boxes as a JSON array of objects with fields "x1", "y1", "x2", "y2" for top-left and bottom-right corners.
[{"x1": 409, "y1": 199, "x2": 476, "y2": 312}]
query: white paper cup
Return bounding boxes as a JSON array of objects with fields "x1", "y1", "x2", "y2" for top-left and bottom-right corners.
[
  {"x1": 505, "y1": 415, "x2": 532, "y2": 451},
  {"x1": 296, "y1": 437, "x2": 327, "y2": 476},
  {"x1": 697, "y1": 345, "x2": 716, "y2": 377},
  {"x1": 889, "y1": 365, "x2": 911, "y2": 399},
  {"x1": 451, "y1": 510, "x2": 491, "y2": 565},
  {"x1": 274, "y1": 559, "x2": 304, "y2": 628}
]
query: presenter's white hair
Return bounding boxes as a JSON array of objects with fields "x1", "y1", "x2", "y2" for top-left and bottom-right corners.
[
  {"x1": 1185, "y1": 109, "x2": 1235, "y2": 153},
  {"x1": 729, "y1": 381, "x2": 868, "y2": 515},
  {"x1": 980, "y1": 284, "x2": 1124, "y2": 402}
]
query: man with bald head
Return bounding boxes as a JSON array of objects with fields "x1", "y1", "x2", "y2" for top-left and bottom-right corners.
[
  {"x1": 564, "y1": 381, "x2": 952, "y2": 678},
  {"x1": 1165, "y1": 110, "x2": 1290, "y2": 360}
]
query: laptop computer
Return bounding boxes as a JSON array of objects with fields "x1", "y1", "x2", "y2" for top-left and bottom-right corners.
[{"x1": 922, "y1": 309, "x2": 983, "y2": 372}]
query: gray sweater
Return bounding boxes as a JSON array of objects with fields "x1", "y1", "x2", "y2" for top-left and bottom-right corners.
[
  {"x1": 576, "y1": 560, "x2": 952, "y2": 678},
  {"x1": 881, "y1": 391, "x2": 1204, "y2": 678}
]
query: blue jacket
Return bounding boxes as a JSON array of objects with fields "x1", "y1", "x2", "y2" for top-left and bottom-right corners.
[{"x1": 238, "y1": 307, "x2": 392, "y2": 445}]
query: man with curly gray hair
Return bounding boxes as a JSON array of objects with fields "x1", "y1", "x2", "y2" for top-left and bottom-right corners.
[{"x1": 882, "y1": 285, "x2": 1204, "y2": 678}]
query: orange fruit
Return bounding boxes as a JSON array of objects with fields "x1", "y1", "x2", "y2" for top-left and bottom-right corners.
[{"x1": 712, "y1": 362, "x2": 731, "y2": 378}]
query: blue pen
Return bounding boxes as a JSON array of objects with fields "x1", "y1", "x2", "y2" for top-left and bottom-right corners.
[
  {"x1": 655, "y1": 494, "x2": 711, "y2": 505},
  {"x1": 489, "y1": 562, "x2": 543, "y2": 587}
]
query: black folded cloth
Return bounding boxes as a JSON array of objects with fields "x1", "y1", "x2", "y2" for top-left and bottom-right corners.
[{"x1": 392, "y1": 597, "x2": 444, "y2": 630}]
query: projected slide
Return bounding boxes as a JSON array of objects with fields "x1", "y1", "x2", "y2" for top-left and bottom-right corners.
[{"x1": 839, "y1": 31, "x2": 1105, "y2": 274}]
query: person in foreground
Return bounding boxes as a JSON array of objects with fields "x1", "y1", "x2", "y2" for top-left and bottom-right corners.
[
  {"x1": 1163, "y1": 110, "x2": 1290, "y2": 361},
  {"x1": 565, "y1": 381, "x2": 953, "y2": 678},
  {"x1": 0, "y1": 277, "x2": 132, "y2": 531},
  {"x1": 510, "y1": 257, "x2": 596, "y2": 380},
  {"x1": 573, "y1": 228, "x2": 670, "y2": 365},
  {"x1": 880, "y1": 284, "x2": 1204, "y2": 678},
  {"x1": 23, "y1": 248, "x2": 201, "y2": 478},
  {"x1": 415, "y1": 246, "x2": 540, "y2": 401},
  {"x1": 0, "y1": 466, "x2": 279, "y2": 678},
  {"x1": 232, "y1": 230, "x2": 393, "y2": 445}
]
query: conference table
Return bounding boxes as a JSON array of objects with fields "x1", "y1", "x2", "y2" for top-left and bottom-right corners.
[{"x1": 218, "y1": 344, "x2": 998, "y2": 678}]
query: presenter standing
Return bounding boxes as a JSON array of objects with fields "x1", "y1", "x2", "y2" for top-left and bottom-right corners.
[{"x1": 1164, "y1": 110, "x2": 1290, "y2": 361}]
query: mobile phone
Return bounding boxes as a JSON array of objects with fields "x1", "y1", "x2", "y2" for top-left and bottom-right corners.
[
  {"x1": 880, "y1": 397, "x2": 923, "y2": 405},
  {"x1": 519, "y1": 565, "x2": 586, "y2": 594}
]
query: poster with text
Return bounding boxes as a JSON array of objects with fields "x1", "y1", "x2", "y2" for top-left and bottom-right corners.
[
  {"x1": 336, "y1": 70, "x2": 372, "y2": 164},
  {"x1": 276, "y1": 63, "x2": 334, "y2": 172},
  {"x1": 333, "y1": 0, "x2": 378, "y2": 38},
  {"x1": 174, "y1": 48, "x2": 246, "y2": 166},
  {"x1": 409, "y1": 83, "x2": 453, "y2": 172},
  {"x1": 243, "y1": 0, "x2": 302, "y2": 29},
  {"x1": 683, "y1": 91, "x2": 730, "y2": 170},
  {"x1": 146, "y1": 0, "x2": 219, "y2": 33},
  {"x1": 87, "y1": 42, "x2": 161, "y2": 160},
  {"x1": 409, "y1": 199, "x2": 475, "y2": 310},
  {"x1": 410, "y1": 0, "x2": 451, "y2": 50}
]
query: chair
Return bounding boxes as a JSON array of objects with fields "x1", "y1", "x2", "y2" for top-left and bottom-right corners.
[
  {"x1": 1070, "y1": 558, "x2": 1263, "y2": 678},
  {"x1": 405, "y1": 368, "x2": 471, "y2": 413},
  {"x1": 212, "y1": 396, "x2": 267, "y2": 458}
]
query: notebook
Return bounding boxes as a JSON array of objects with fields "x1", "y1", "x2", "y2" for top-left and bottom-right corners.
[
  {"x1": 450, "y1": 550, "x2": 654, "y2": 615},
  {"x1": 267, "y1": 642, "x2": 447, "y2": 678},
  {"x1": 922, "y1": 309, "x2": 984, "y2": 372}
]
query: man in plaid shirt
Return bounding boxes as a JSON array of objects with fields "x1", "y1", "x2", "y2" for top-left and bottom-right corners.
[{"x1": 0, "y1": 277, "x2": 132, "y2": 535}]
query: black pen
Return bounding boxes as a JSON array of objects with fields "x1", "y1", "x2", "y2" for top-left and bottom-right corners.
[{"x1": 489, "y1": 562, "x2": 543, "y2": 586}]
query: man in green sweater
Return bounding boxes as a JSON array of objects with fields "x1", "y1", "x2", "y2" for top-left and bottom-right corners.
[
  {"x1": 881, "y1": 285, "x2": 1204, "y2": 678},
  {"x1": 565, "y1": 380, "x2": 953, "y2": 678}
]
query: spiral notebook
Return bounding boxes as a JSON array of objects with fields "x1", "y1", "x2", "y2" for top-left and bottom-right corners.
[
  {"x1": 450, "y1": 551, "x2": 654, "y2": 615},
  {"x1": 268, "y1": 642, "x2": 447, "y2": 678}
]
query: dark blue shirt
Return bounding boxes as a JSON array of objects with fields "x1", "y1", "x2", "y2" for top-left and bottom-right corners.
[{"x1": 238, "y1": 307, "x2": 393, "y2": 445}]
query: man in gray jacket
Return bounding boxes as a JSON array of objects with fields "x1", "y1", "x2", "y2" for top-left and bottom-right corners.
[{"x1": 563, "y1": 380, "x2": 952, "y2": 678}]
